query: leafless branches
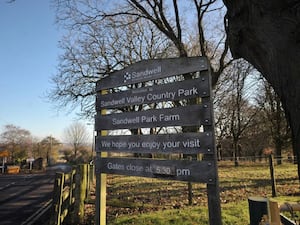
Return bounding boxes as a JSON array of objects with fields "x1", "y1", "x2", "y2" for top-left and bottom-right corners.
[{"x1": 49, "y1": 0, "x2": 230, "y2": 118}]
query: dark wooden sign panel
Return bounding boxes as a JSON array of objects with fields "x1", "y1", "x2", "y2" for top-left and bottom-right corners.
[
  {"x1": 95, "y1": 104, "x2": 211, "y2": 130},
  {"x1": 97, "y1": 76, "x2": 209, "y2": 109},
  {"x1": 95, "y1": 157, "x2": 216, "y2": 183},
  {"x1": 96, "y1": 132, "x2": 214, "y2": 154},
  {"x1": 96, "y1": 57, "x2": 208, "y2": 90}
]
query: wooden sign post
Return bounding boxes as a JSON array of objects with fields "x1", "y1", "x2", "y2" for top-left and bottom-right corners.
[{"x1": 95, "y1": 56, "x2": 222, "y2": 225}]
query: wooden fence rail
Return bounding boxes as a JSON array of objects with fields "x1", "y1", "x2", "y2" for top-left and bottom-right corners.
[{"x1": 49, "y1": 164, "x2": 93, "y2": 225}]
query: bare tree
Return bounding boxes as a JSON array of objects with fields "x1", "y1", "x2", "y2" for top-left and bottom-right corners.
[
  {"x1": 214, "y1": 59, "x2": 261, "y2": 165},
  {"x1": 49, "y1": 2, "x2": 174, "y2": 118},
  {"x1": 100, "y1": 0, "x2": 231, "y2": 80},
  {"x1": 0, "y1": 124, "x2": 31, "y2": 163},
  {"x1": 49, "y1": 0, "x2": 232, "y2": 118},
  {"x1": 64, "y1": 122, "x2": 89, "y2": 161},
  {"x1": 215, "y1": 67, "x2": 291, "y2": 163},
  {"x1": 39, "y1": 136, "x2": 61, "y2": 165},
  {"x1": 256, "y1": 79, "x2": 292, "y2": 165},
  {"x1": 239, "y1": 110, "x2": 271, "y2": 161}
]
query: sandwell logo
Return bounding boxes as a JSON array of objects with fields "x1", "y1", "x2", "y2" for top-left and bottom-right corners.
[
  {"x1": 124, "y1": 72, "x2": 132, "y2": 83},
  {"x1": 123, "y1": 66, "x2": 162, "y2": 83}
]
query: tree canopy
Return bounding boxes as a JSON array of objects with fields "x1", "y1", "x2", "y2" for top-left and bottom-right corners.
[
  {"x1": 49, "y1": 0, "x2": 231, "y2": 118},
  {"x1": 0, "y1": 124, "x2": 31, "y2": 163}
]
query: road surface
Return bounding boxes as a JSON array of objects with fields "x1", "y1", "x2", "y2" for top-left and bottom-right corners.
[{"x1": 0, "y1": 173, "x2": 54, "y2": 225}]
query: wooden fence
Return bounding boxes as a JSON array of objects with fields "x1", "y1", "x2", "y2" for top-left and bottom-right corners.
[
  {"x1": 249, "y1": 197, "x2": 299, "y2": 225},
  {"x1": 269, "y1": 200, "x2": 300, "y2": 225},
  {"x1": 49, "y1": 164, "x2": 93, "y2": 225}
]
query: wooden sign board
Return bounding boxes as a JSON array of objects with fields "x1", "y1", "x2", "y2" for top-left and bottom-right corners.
[
  {"x1": 97, "y1": 76, "x2": 209, "y2": 109},
  {"x1": 94, "y1": 57, "x2": 222, "y2": 225},
  {"x1": 95, "y1": 157, "x2": 216, "y2": 183},
  {"x1": 95, "y1": 104, "x2": 212, "y2": 130},
  {"x1": 96, "y1": 56, "x2": 208, "y2": 90},
  {"x1": 96, "y1": 132, "x2": 214, "y2": 154}
]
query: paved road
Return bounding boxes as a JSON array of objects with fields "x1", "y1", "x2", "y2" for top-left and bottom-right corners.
[{"x1": 0, "y1": 173, "x2": 55, "y2": 225}]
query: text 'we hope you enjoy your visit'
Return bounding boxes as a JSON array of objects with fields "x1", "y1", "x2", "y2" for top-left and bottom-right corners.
[{"x1": 96, "y1": 132, "x2": 214, "y2": 154}]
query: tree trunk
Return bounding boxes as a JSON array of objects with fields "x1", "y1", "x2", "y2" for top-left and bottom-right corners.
[
  {"x1": 223, "y1": 0, "x2": 300, "y2": 179},
  {"x1": 233, "y1": 142, "x2": 239, "y2": 167},
  {"x1": 275, "y1": 139, "x2": 283, "y2": 165}
]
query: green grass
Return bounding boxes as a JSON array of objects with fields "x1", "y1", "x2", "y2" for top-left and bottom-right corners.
[
  {"x1": 103, "y1": 161, "x2": 299, "y2": 225},
  {"x1": 110, "y1": 201, "x2": 250, "y2": 225}
]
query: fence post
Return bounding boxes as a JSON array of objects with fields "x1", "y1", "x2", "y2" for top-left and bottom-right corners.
[
  {"x1": 269, "y1": 154, "x2": 277, "y2": 197},
  {"x1": 64, "y1": 168, "x2": 76, "y2": 224},
  {"x1": 69, "y1": 168, "x2": 76, "y2": 206},
  {"x1": 86, "y1": 164, "x2": 90, "y2": 200},
  {"x1": 50, "y1": 172, "x2": 65, "y2": 225},
  {"x1": 86, "y1": 163, "x2": 94, "y2": 202},
  {"x1": 268, "y1": 199, "x2": 282, "y2": 225},
  {"x1": 90, "y1": 163, "x2": 95, "y2": 185},
  {"x1": 73, "y1": 164, "x2": 88, "y2": 224},
  {"x1": 96, "y1": 96, "x2": 107, "y2": 225}
]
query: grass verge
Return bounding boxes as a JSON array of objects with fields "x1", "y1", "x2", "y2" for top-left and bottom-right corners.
[{"x1": 85, "y1": 161, "x2": 299, "y2": 224}]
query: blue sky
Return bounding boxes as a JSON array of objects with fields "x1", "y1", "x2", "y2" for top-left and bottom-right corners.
[{"x1": 0, "y1": 0, "x2": 91, "y2": 141}]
